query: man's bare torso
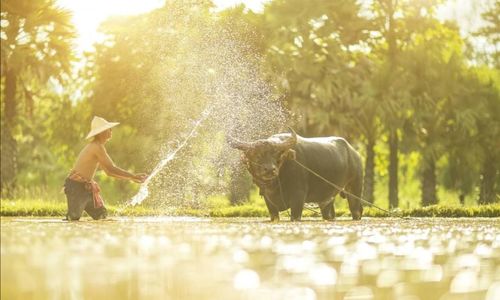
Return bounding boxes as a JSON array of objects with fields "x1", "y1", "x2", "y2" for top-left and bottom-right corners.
[{"x1": 72, "y1": 142, "x2": 101, "y2": 180}]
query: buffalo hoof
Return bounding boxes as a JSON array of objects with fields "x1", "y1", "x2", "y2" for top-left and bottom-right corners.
[
  {"x1": 322, "y1": 214, "x2": 335, "y2": 221},
  {"x1": 269, "y1": 215, "x2": 280, "y2": 222},
  {"x1": 351, "y1": 213, "x2": 362, "y2": 220}
]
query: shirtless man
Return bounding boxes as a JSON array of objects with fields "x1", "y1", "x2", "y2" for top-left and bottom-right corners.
[{"x1": 63, "y1": 116, "x2": 148, "y2": 220}]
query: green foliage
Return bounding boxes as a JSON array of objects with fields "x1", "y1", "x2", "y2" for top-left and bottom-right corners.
[
  {"x1": 1, "y1": 0, "x2": 76, "y2": 79},
  {"x1": 261, "y1": 0, "x2": 372, "y2": 137},
  {"x1": 1, "y1": 0, "x2": 499, "y2": 209},
  {"x1": 1, "y1": 0, "x2": 77, "y2": 196},
  {"x1": 473, "y1": 1, "x2": 499, "y2": 67}
]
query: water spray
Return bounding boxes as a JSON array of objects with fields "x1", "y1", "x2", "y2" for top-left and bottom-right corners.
[
  {"x1": 124, "y1": 106, "x2": 213, "y2": 208},
  {"x1": 113, "y1": 12, "x2": 288, "y2": 213}
]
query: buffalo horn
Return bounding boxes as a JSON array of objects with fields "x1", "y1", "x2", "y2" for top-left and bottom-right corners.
[
  {"x1": 227, "y1": 135, "x2": 254, "y2": 151},
  {"x1": 276, "y1": 127, "x2": 297, "y2": 149}
]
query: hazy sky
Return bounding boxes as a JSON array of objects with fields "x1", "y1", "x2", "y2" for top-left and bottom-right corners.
[
  {"x1": 56, "y1": 0, "x2": 267, "y2": 52},
  {"x1": 56, "y1": 0, "x2": 493, "y2": 53}
]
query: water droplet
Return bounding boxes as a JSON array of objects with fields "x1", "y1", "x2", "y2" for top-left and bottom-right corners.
[
  {"x1": 450, "y1": 270, "x2": 480, "y2": 293},
  {"x1": 233, "y1": 269, "x2": 260, "y2": 289},
  {"x1": 309, "y1": 263, "x2": 337, "y2": 286}
]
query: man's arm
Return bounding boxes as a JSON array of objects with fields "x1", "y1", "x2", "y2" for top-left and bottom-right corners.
[{"x1": 94, "y1": 144, "x2": 145, "y2": 182}]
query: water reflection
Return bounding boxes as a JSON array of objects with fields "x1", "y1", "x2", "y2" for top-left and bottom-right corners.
[{"x1": 1, "y1": 217, "x2": 499, "y2": 299}]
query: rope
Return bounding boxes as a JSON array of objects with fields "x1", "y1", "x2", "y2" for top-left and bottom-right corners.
[
  {"x1": 246, "y1": 157, "x2": 404, "y2": 218},
  {"x1": 245, "y1": 159, "x2": 284, "y2": 215},
  {"x1": 277, "y1": 177, "x2": 291, "y2": 218},
  {"x1": 291, "y1": 159, "x2": 403, "y2": 218}
]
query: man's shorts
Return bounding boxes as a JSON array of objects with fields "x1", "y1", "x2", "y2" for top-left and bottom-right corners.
[{"x1": 64, "y1": 178, "x2": 107, "y2": 220}]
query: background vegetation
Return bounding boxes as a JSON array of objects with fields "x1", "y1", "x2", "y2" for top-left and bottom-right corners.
[{"x1": 1, "y1": 0, "x2": 498, "y2": 214}]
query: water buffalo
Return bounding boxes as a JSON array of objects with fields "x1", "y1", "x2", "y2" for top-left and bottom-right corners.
[{"x1": 228, "y1": 130, "x2": 363, "y2": 221}]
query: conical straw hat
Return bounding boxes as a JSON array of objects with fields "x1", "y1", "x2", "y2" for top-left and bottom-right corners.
[{"x1": 85, "y1": 116, "x2": 120, "y2": 139}]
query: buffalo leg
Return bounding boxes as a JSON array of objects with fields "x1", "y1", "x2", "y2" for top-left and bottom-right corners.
[
  {"x1": 289, "y1": 192, "x2": 306, "y2": 222},
  {"x1": 319, "y1": 199, "x2": 335, "y2": 220},
  {"x1": 264, "y1": 197, "x2": 280, "y2": 222},
  {"x1": 346, "y1": 179, "x2": 363, "y2": 220},
  {"x1": 290, "y1": 203, "x2": 303, "y2": 221}
]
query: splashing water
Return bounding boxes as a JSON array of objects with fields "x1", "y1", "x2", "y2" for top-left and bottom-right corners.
[
  {"x1": 124, "y1": 3, "x2": 289, "y2": 210},
  {"x1": 128, "y1": 106, "x2": 213, "y2": 206}
]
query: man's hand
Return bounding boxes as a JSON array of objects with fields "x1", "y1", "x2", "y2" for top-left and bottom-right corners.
[{"x1": 132, "y1": 173, "x2": 148, "y2": 183}]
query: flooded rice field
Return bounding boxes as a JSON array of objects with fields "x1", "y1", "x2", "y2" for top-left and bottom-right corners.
[{"x1": 1, "y1": 217, "x2": 499, "y2": 300}]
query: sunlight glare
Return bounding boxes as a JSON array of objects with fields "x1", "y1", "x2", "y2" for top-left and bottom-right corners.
[
  {"x1": 233, "y1": 269, "x2": 260, "y2": 289},
  {"x1": 57, "y1": 0, "x2": 268, "y2": 52},
  {"x1": 57, "y1": 0, "x2": 163, "y2": 51}
]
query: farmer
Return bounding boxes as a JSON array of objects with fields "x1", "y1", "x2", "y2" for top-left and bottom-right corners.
[{"x1": 63, "y1": 116, "x2": 148, "y2": 221}]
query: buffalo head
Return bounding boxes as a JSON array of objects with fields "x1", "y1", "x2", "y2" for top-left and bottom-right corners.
[{"x1": 228, "y1": 129, "x2": 297, "y2": 181}]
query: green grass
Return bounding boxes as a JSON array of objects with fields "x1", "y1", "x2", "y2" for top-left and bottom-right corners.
[
  {"x1": 1, "y1": 199, "x2": 67, "y2": 217},
  {"x1": 402, "y1": 204, "x2": 500, "y2": 218},
  {"x1": 0, "y1": 199, "x2": 158, "y2": 217},
  {"x1": 2, "y1": 198, "x2": 499, "y2": 218}
]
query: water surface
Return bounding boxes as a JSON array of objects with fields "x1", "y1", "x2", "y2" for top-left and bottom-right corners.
[{"x1": 2, "y1": 217, "x2": 499, "y2": 299}]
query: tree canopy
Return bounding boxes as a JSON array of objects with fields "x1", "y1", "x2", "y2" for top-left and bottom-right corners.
[{"x1": 1, "y1": 0, "x2": 498, "y2": 206}]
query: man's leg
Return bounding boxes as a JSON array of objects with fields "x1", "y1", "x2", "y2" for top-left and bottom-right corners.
[
  {"x1": 85, "y1": 201, "x2": 108, "y2": 220},
  {"x1": 64, "y1": 181, "x2": 89, "y2": 221}
]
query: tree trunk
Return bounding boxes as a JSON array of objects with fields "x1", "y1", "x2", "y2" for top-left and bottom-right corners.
[
  {"x1": 1, "y1": 68, "x2": 18, "y2": 197},
  {"x1": 388, "y1": 129, "x2": 398, "y2": 208},
  {"x1": 385, "y1": 0, "x2": 399, "y2": 209},
  {"x1": 421, "y1": 156, "x2": 438, "y2": 206},
  {"x1": 479, "y1": 154, "x2": 498, "y2": 204},
  {"x1": 387, "y1": 0, "x2": 396, "y2": 62},
  {"x1": 363, "y1": 139, "x2": 375, "y2": 203}
]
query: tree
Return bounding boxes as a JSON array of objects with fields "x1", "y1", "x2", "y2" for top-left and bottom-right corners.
[
  {"x1": 1, "y1": 0, "x2": 75, "y2": 196},
  {"x1": 372, "y1": 0, "x2": 402, "y2": 209},
  {"x1": 260, "y1": 0, "x2": 385, "y2": 203},
  {"x1": 473, "y1": 1, "x2": 499, "y2": 67},
  {"x1": 474, "y1": 67, "x2": 500, "y2": 204},
  {"x1": 435, "y1": 44, "x2": 498, "y2": 206},
  {"x1": 369, "y1": 0, "x2": 444, "y2": 208},
  {"x1": 473, "y1": 2, "x2": 500, "y2": 204},
  {"x1": 402, "y1": 21, "x2": 466, "y2": 206}
]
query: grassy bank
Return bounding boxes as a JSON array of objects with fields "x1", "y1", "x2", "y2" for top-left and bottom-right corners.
[{"x1": 1, "y1": 199, "x2": 499, "y2": 218}]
